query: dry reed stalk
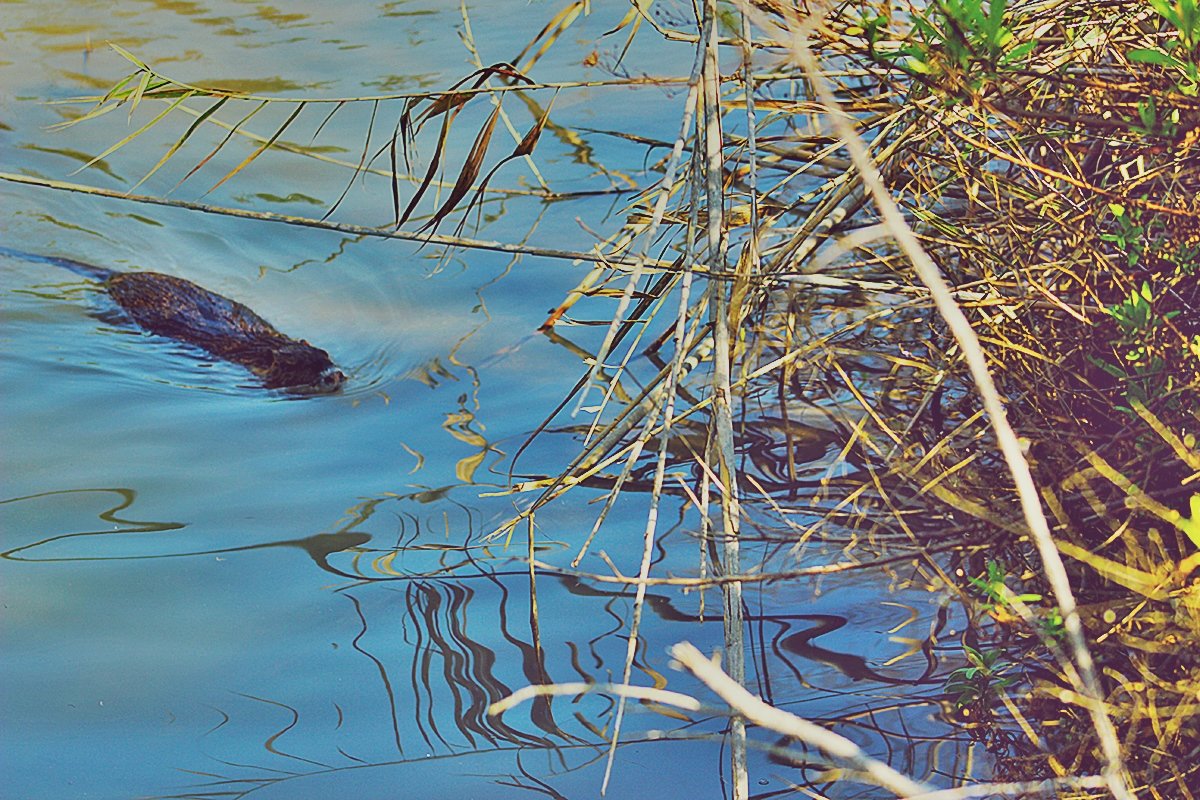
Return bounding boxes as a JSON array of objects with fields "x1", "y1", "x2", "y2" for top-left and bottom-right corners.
[
  {"x1": 0, "y1": 171, "x2": 642, "y2": 266},
  {"x1": 569, "y1": 14, "x2": 710, "y2": 420},
  {"x1": 600, "y1": 45, "x2": 714, "y2": 793},
  {"x1": 700, "y1": 2, "x2": 749, "y2": 796}
]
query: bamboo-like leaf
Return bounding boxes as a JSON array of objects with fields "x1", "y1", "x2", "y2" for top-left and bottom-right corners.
[
  {"x1": 485, "y1": 62, "x2": 534, "y2": 86},
  {"x1": 604, "y1": 2, "x2": 641, "y2": 36},
  {"x1": 613, "y1": 12, "x2": 644, "y2": 68},
  {"x1": 413, "y1": 64, "x2": 532, "y2": 131},
  {"x1": 513, "y1": 1, "x2": 583, "y2": 67},
  {"x1": 127, "y1": 69, "x2": 153, "y2": 122},
  {"x1": 395, "y1": 63, "x2": 537, "y2": 231},
  {"x1": 126, "y1": 90, "x2": 204, "y2": 193},
  {"x1": 416, "y1": 73, "x2": 488, "y2": 128},
  {"x1": 98, "y1": 70, "x2": 142, "y2": 106},
  {"x1": 172, "y1": 99, "x2": 268, "y2": 191},
  {"x1": 68, "y1": 90, "x2": 195, "y2": 177},
  {"x1": 50, "y1": 71, "x2": 157, "y2": 130},
  {"x1": 399, "y1": 97, "x2": 417, "y2": 173},
  {"x1": 417, "y1": 91, "x2": 477, "y2": 131},
  {"x1": 419, "y1": 105, "x2": 501, "y2": 235},
  {"x1": 208, "y1": 101, "x2": 306, "y2": 195},
  {"x1": 322, "y1": 99, "x2": 378, "y2": 220},
  {"x1": 513, "y1": 95, "x2": 553, "y2": 158},
  {"x1": 390, "y1": 119, "x2": 403, "y2": 228},
  {"x1": 107, "y1": 42, "x2": 152, "y2": 72},
  {"x1": 514, "y1": 1, "x2": 585, "y2": 71},
  {"x1": 49, "y1": 99, "x2": 123, "y2": 131},
  {"x1": 310, "y1": 99, "x2": 346, "y2": 143}
]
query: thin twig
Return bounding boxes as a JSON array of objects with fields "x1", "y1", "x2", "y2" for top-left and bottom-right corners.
[{"x1": 671, "y1": 642, "x2": 932, "y2": 797}]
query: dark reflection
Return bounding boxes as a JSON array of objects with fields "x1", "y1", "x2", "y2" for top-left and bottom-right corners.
[
  {"x1": 531, "y1": 414, "x2": 844, "y2": 499},
  {"x1": 150, "y1": 558, "x2": 958, "y2": 799},
  {"x1": 0, "y1": 488, "x2": 185, "y2": 559},
  {"x1": 776, "y1": 612, "x2": 941, "y2": 686},
  {"x1": 151, "y1": 505, "x2": 955, "y2": 799},
  {"x1": 0, "y1": 487, "x2": 369, "y2": 577},
  {"x1": 18, "y1": 144, "x2": 126, "y2": 181}
]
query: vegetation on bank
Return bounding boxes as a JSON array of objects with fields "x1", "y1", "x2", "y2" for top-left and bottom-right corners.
[{"x1": 18, "y1": 0, "x2": 1199, "y2": 796}]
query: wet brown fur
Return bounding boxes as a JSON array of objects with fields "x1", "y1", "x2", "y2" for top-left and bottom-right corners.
[
  {"x1": 0, "y1": 247, "x2": 345, "y2": 392},
  {"x1": 105, "y1": 271, "x2": 345, "y2": 392}
]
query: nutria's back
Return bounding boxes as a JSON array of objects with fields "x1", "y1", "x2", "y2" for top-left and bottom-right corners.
[
  {"x1": 106, "y1": 271, "x2": 345, "y2": 392},
  {"x1": 0, "y1": 246, "x2": 345, "y2": 393}
]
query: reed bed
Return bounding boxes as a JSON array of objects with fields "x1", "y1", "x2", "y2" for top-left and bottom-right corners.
[{"x1": 513, "y1": 1, "x2": 1199, "y2": 795}]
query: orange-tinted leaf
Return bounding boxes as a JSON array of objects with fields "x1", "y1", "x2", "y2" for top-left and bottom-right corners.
[
  {"x1": 397, "y1": 110, "x2": 453, "y2": 229},
  {"x1": 513, "y1": 1, "x2": 584, "y2": 68},
  {"x1": 452, "y1": 95, "x2": 556, "y2": 236}
]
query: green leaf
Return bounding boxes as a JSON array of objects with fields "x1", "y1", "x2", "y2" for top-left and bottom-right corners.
[
  {"x1": 207, "y1": 101, "x2": 306, "y2": 194},
  {"x1": 1128, "y1": 48, "x2": 1177, "y2": 66},
  {"x1": 108, "y1": 42, "x2": 152, "y2": 72},
  {"x1": 1001, "y1": 40, "x2": 1036, "y2": 64},
  {"x1": 1176, "y1": 493, "x2": 1200, "y2": 549},
  {"x1": 1148, "y1": 0, "x2": 1185, "y2": 30},
  {"x1": 127, "y1": 69, "x2": 153, "y2": 122},
  {"x1": 68, "y1": 90, "x2": 195, "y2": 177},
  {"x1": 127, "y1": 90, "x2": 203, "y2": 193}
]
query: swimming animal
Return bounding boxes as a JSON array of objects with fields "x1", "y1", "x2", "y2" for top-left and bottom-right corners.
[{"x1": 0, "y1": 246, "x2": 345, "y2": 393}]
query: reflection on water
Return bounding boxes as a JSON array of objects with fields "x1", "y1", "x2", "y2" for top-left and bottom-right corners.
[{"x1": 1, "y1": 484, "x2": 971, "y2": 797}]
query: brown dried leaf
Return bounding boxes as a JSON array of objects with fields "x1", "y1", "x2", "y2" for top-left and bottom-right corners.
[{"x1": 419, "y1": 105, "x2": 502, "y2": 235}]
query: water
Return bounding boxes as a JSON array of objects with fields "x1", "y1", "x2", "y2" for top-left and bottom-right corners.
[{"x1": 1, "y1": 3, "x2": 980, "y2": 798}]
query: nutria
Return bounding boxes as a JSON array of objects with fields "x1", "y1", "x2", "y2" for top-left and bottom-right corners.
[{"x1": 1, "y1": 246, "x2": 345, "y2": 393}]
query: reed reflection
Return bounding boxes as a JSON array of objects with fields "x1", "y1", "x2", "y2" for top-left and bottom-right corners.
[{"x1": 2, "y1": 486, "x2": 970, "y2": 798}]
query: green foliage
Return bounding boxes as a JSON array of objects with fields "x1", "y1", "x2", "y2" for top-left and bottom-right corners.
[
  {"x1": 969, "y1": 559, "x2": 1043, "y2": 609},
  {"x1": 867, "y1": 0, "x2": 1036, "y2": 101},
  {"x1": 1131, "y1": 96, "x2": 1180, "y2": 138},
  {"x1": 1101, "y1": 203, "x2": 1200, "y2": 276},
  {"x1": 1099, "y1": 203, "x2": 1146, "y2": 267},
  {"x1": 1092, "y1": 281, "x2": 1176, "y2": 408},
  {"x1": 1128, "y1": 0, "x2": 1200, "y2": 94},
  {"x1": 1037, "y1": 606, "x2": 1065, "y2": 641},
  {"x1": 1094, "y1": 204, "x2": 1197, "y2": 410},
  {"x1": 1177, "y1": 493, "x2": 1200, "y2": 548},
  {"x1": 1108, "y1": 281, "x2": 1165, "y2": 337},
  {"x1": 944, "y1": 645, "x2": 1016, "y2": 711},
  {"x1": 968, "y1": 560, "x2": 1065, "y2": 639},
  {"x1": 1151, "y1": 0, "x2": 1200, "y2": 52}
]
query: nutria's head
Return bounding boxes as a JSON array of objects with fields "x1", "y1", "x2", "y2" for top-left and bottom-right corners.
[{"x1": 263, "y1": 340, "x2": 346, "y2": 393}]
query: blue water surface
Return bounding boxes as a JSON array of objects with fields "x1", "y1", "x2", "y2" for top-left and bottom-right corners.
[{"x1": 1, "y1": 3, "x2": 974, "y2": 798}]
